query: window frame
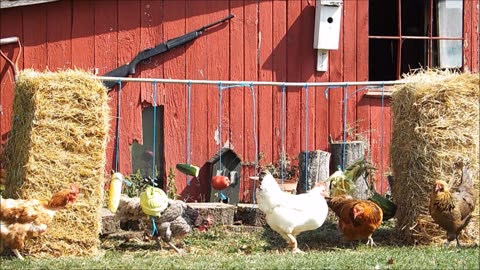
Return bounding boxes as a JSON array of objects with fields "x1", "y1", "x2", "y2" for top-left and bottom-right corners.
[{"x1": 368, "y1": 0, "x2": 465, "y2": 80}]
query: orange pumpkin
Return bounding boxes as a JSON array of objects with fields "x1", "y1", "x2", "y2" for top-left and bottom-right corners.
[{"x1": 211, "y1": 175, "x2": 230, "y2": 190}]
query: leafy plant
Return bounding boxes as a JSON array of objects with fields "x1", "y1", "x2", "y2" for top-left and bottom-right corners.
[
  {"x1": 166, "y1": 167, "x2": 179, "y2": 199},
  {"x1": 122, "y1": 169, "x2": 146, "y2": 198},
  {"x1": 259, "y1": 153, "x2": 299, "y2": 180}
]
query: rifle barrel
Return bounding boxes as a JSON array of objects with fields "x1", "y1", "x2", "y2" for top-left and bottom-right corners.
[{"x1": 198, "y1": 14, "x2": 234, "y2": 32}]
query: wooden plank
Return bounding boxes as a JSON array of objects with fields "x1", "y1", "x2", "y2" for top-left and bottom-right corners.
[
  {"x1": 382, "y1": 99, "x2": 392, "y2": 194},
  {"x1": 327, "y1": 1, "x2": 345, "y2": 146},
  {"x1": 117, "y1": 1, "x2": 141, "y2": 175},
  {"x1": 183, "y1": 0, "x2": 208, "y2": 200},
  {"x1": 463, "y1": 0, "x2": 472, "y2": 70},
  {"x1": 355, "y1": 0, "x2": 371, "y2": 167},
  {"x1": 369, "y1": 98, "x2": 391, "y2": 194},
  {"x1": 229, "y1": 0, "x2": 246, "y2": 201},
  {"x1": 206, "y1": 0, "x2": 230, "y2": 179},
  {"x1": 22, "y1": 4, "x2": 47, "y2": 70},
  {"x1": 71, "y1": 0, "x2": 95, "y2": 71},
  {"x1": 0, "y1": 7, "x2": 22, "y2": 145},
  {"x1": 139, "y1": 0, "x2": 164, "y2": 105},
  {"x1": 343, "y1": 0, "x2": 357, "y2": 142},
  {"x1": 257, "y1": 0, "x2": 274, "y2": 180},
  {"x1": 469, "y1": 0, "x2": 479, "y2": 72},
  {"x1": 46, "y1": 0, "x2": 71, "y2": 69},
  {"x1": 299, "y1": 0, "x2": 316, "y2": 152},
  {"x1": 242, "y1": 0, "x2": 259, "y2": 202},
  {"x1": 271, "y1": 0, "x2": 287, "y2": 167},
  {"x1": 313, "y1": 0, "x2": 330, "y2": 152},
  {"x1": 95, "y1": 0, "x2": 118, "y2": 173},
  {"x1": 285, "y1": 0, "x2": 302, "y2": 162},
  {"x1": 0, "y1": 0, "x2": 59, "y2": 9}
]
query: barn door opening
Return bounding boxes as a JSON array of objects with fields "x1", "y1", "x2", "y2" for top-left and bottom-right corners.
[
  {"x1": 131, "y1": 105, "x2": 165, "y2": 181},
  {"x1": 368, "y1": 0, "x2": 464, "y2": 81}
]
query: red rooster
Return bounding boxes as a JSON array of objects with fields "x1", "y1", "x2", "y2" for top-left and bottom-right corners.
[
  {"x1": 0, "y1": 184, "x2": 79, "y2": 260},
  {"x1": 326, "y1": 195, "x2": 383, "y2": 246}
]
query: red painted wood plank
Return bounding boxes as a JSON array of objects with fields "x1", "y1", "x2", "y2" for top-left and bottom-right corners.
[
  {"x1": 285, "y1": 0, "x2": 302, "y2": 162},
  {"x1": 382, "y1": 99, "x2": 392, "y2": 194},
  {"x1": 355, "y1": 0, "x2": 371, "y2": 157},
  {"x1": 71, "y1": 0, "x2": 95, "y2": 71},
  {"x1": 327, "y1": 2, "x2": 344, "y2": 145},
  {"x1": 117, "y1": 1, "x2": 141, "y2": 175},
  {"x1": 469, "y1": 0, "x2": 479, "y2": 72},
  {"x1": 162, "y1": 0, "x2": 189, "y2": 198},
  {"x1": 257, "y1": 0, "x2": 274, "y2": 181},
  {"x1": 182, "y1": 0, "x2": 209, "y2": 200},
  {"x1": 206, "y1": 0, "x2": 230, "y2": 175},
  {"x1": 22, "y1": 5, "x2": 47, "y2": 70},
  {"x1": 463, "y1": 0, "x2": 473, "y2": 70},
  {"x1": 269, "y1": 0, "x2": 287, "y2": 189},
  {"x1": 313, "y1": 0, "x2": 330, "y2": 152},
  {"x1": 473, "y1": 0, "x2": 479, "y2": 72},
  {"x1": 95, "y1": 0, "x2": 118, "y2": 174},
  {"x1": 343, "y1": 0, "x2": 357, "y2": 142},
  {"x1": 300, "y1": 0, "x2": 316, "y2": 152},
  {"x1": 46, "y1": 0, "x2": 72, "y2": 69},
  {"x1": 0, "y1": 7, "x2": 23, "y2": 145},
  {"x1": 139, "y1": 0, "x2": 164, "y2": 105},
  {"x1": 242, "y1": 0, "x2": 259, "y2": 202},
  {"x1": 370, "y1": 99, "x2": 391, "y2": 194},
  {"x1": 229, "y1": 1, "x2": 247, "y2": 201}
]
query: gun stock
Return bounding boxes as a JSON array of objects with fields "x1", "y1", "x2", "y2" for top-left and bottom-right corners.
[{"x1": 102, "y1": 14, "x2": 234, "y2": 90}]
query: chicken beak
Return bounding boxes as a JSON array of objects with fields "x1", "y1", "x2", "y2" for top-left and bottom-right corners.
[{"x1": 434, "y1": 184, "x2": 442, "y2": 192}]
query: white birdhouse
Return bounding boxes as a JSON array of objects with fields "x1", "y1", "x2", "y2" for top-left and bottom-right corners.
[{"x1": 313, "y1": 0, "x2": 343, "y2": 71}]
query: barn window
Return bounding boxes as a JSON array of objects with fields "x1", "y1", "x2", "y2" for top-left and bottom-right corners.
[
  {"x1": 369, "y1": 0, "x2": 464, "y2": 81},
  {"x1": 131, "y1": 106, "x2": 165, "y2": 179}
]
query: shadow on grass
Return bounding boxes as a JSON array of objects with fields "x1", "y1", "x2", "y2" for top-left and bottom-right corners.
[{"x1": 259, "y1": 218, "x2": 407, "y2": 253}]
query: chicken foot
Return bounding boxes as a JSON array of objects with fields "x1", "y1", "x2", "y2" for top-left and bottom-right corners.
[
  {"x1": 12, "y1": 249, "x2": 24, "y2": 260},
  {"x1": 366, "y1": 236, "x2": 377, "y2": 247},
  {"x1": 444, "y1": 235, "x2": 462, "y2": 248},
  {"x1": 286, "y1": 233, "x2": 304, "y2": 254},
  {"x1": 167, "y1": 242, "x2": 186, "y2": 255},
  {"x1": 153, "y1": 235, "x2": 185, "y2": 255}
]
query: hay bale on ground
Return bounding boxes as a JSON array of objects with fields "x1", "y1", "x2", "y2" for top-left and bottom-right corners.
[
  {"x1": 4, "y1": 69, "x2": 109, "y2": 257},
  {"x1": 390, "y1": 69, "x2": 479, "y2": 245}
]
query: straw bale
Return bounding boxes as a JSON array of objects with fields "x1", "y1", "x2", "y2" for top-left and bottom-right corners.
[
  {"x1": 390, "y1": 69, "x2": 479, "y2": 245},
  {"x1": 3, "y1": 69, "x2": 109, "y2": 257}
]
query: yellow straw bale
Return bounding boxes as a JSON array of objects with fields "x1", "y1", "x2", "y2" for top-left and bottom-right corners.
[
  {"x1": 391, "y1": 69, "x2": 479, "y2": 245},
  {"x1": 3, "y1": 69, "x2": 109, "y2": 257}
]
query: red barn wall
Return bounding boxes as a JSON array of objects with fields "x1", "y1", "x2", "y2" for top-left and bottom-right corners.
[{"x1": 1, "y1": 0, "x2": 478, "y2": 202}]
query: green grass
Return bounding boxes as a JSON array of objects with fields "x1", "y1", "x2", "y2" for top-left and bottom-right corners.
[{"x1": 1, "y1": 222, "x2": 479, "y2": 270}]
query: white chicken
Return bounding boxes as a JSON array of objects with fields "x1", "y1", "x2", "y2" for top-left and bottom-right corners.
[{"x1": 254, "y1": 170, "x2": 329, "y2": 253}]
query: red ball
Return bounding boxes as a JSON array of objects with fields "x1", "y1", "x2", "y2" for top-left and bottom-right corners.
[{"x1": 211, "y1": 175, "x2": 230, "y2": 190}]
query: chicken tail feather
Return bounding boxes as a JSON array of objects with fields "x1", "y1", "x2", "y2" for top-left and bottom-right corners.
[{"x1": 458, "y1": 166, "x2": 474, "y2": 194}]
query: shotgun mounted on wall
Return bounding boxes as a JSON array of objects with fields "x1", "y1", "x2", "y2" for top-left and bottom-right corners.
[{"x1": 102, "y1": 14, "x2": 234, "y2": 90}]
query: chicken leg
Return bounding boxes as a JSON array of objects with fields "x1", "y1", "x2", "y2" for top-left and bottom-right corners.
[
  {"x1": 444, "y1": 234, "x2": 462, "y2": 248},
  {"x1": 286, "y1": 233, "x2": 304, "y2": 254},
  {"x1": 365, "y1": 235, "x2": 377, "y2": 247},
  {"x1": 12, "y1": 249, "x2": 24, "y2": 260},
  {"x1": 167, "y1": 242, "x2": 186, "y2": 255}
]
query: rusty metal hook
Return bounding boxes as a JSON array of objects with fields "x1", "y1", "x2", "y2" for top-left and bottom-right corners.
[{"x1": 0, "y1": 36, "x2": 22, "y2": 81}]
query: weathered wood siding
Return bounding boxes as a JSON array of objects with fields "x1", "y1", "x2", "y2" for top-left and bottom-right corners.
[{"x1": 1, "y1": 0, "x2": 478, "y2": 202}]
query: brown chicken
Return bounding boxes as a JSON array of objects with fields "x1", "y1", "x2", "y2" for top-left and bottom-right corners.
[
  {"x1": 429, "y1": 166, "x2": 475, "y2": 248},
  {"x1": 326, "y1": 195, "x2": 383, "y2": 246},
  {"x1": 116, "y1": 195, "x2": 213, "y2": 254},
  {"x1": 0, "y1": 184, "x2": 79, "y2": 260}
]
